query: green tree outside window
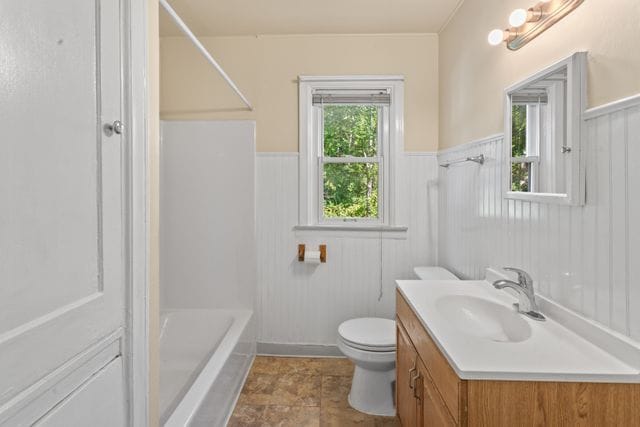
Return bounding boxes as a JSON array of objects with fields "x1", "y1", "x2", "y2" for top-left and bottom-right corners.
[{"x1": 322, "y1": 105, "x2": 380, "y2": 218}]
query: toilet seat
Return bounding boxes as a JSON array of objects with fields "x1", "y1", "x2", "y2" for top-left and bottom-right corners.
[
  {"x1": 339, "y1": 337, "x2": 396, "y2": 353},
  {"x1": 338, "y1": 318, "x2": 396, "y2": 352}
]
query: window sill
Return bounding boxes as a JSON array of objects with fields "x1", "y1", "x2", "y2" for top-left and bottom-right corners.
[{"x1": 293, "y1": 224, "x2": 408, "y2": 239}]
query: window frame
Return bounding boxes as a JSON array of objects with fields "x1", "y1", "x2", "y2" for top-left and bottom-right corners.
[
  {"x1": 317, "y1": 104, "x2": 387, "y2": 225},
  {"x1": 298, "y1": 76, "x2": 404, "y2": 228}
]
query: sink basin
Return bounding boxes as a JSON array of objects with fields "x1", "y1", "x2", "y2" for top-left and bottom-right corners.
[{"x1": 436, "y1": 295, "x2": 532, "y2": 343}]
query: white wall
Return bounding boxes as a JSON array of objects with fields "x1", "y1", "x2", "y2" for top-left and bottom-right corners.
[
  {"x1": 438, "y1": 97, "x2": 640, "y2": 341},
  {"x1": 160, "y1": 121, "x2": 256, "y2": 310},
  {"x1": 256, "y1": 153, "x2": 438, "y2": 348}
]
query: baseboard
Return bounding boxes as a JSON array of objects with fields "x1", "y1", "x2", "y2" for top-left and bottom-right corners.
[{"x1": 256, "y1": 342, "x2": 344, "y2": 357}]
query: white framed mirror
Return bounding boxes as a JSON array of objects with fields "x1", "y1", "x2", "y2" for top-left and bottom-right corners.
[{"x1": 504, "y1": 52, "x2": 586, "y2": 205}]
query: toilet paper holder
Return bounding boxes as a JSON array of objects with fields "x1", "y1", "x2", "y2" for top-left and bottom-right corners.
[{"x1": 298, "y1": 244, "x2": 326, "y2": 263}]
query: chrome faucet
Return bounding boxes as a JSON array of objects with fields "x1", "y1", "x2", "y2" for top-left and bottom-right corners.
[{"x1": 493, "y1": 267, "x2": 545, "y2": 321}]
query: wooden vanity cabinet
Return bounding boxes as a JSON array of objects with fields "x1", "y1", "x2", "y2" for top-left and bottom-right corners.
[
  {"x1": 396, "y1": 290, "x2": 640, "y2": 426},
  {"x1": 417, "y1": 357, "x2": 456, "y2": 426},
  {"x1": 397, "y1": 290, "x2": 467, "y2": 426},
  {"x1": 397, "y1": 318, "x2": 463, "y2": 426},
  {"x1": 396, "y1": 323, "x2": 418, "y2": 427}
]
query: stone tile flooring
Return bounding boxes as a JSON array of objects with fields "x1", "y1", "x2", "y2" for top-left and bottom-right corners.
[{"x1": 228, "y1": 356, "x2": 399, "y2": 426}]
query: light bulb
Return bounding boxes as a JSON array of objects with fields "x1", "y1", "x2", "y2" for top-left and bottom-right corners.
[
  {"x1": 487, "y1": 29, "x2": 505, "y2": 46},
  {"x1": 509, "y1": 8, "x2": 528, "y2": 27}
]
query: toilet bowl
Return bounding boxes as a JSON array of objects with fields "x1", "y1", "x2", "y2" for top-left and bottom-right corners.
[{"x1": 337, "y1": 317, "x2": 396, "y2": 416}]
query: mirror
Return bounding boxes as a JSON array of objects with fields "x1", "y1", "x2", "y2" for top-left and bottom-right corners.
[
  {"x1": 510, "y1": 68, "x2": 567, "y2": 194},
  {"x1": 504, "y1": 52, "x2": 586, "y2": 205}
]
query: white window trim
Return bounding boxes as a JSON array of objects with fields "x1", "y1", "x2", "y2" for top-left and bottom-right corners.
[{"x1": 298, "y1": 75, "x2": 404, "y2": 228}]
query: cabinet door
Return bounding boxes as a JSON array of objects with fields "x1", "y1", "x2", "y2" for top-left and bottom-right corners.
[
  {"x1": 418, "y1": 359, "x2": 456, "y2": 427},
  {"x1": 397, "y1": 322, "x2": 418, "y2": 426}
]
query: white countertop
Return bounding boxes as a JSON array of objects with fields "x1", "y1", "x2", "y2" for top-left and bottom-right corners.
[{"x1": 397, "y1": 279, "x2": 640, "y2": 382}]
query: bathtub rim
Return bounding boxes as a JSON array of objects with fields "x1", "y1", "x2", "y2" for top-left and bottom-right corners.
[
  {"x1": 162, "y1": 309, "x2": 253, "y2": 427},
  {"x1": 159, "y1": 309, "x2": 234, "y2": 422}
]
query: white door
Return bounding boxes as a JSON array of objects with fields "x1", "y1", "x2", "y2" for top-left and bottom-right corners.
[{"x1": 0, "y1": 0, "x2": 127, "y2": 425}]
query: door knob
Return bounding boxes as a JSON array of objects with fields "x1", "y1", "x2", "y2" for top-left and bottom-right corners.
[{"x1": 104, "y1": 120, "x2": 124, "y2": 136}]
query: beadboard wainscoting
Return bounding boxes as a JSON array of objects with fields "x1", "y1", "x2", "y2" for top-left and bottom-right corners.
[
  {"x1": 256, "y1": 152, "x2": 438, "y2": 350},
  {"x1": 438, "y1": 95, "x2": 640, "y2": 341}
]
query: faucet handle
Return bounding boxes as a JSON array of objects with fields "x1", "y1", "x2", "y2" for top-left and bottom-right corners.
[{"x1": 503, "y1": 267, "x2": 533, "y2": 290}]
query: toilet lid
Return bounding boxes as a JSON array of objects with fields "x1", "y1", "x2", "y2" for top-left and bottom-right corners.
[{"x1": 338, "y1": 318, "x2": 396, "y2": 350}]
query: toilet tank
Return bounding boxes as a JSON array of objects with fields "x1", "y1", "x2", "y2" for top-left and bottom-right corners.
[{"x1": 413, "y1": 266, "x2": 459, "y2": 280}]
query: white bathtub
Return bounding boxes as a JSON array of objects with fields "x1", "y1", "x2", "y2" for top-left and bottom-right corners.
[{"x1": 160, "y1": 309, "x2": 254, "y2": 426}]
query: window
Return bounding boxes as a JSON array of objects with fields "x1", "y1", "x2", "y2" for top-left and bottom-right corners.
[
  {"x1": 298, "y1": 76, "x2": 404, "y2": 229},
  {"x1": 511, "y1": 102, "x2": 542, "y2": 192},
  {"x1": 322, "y1": 104, "x2": 382, "y2": 221}
]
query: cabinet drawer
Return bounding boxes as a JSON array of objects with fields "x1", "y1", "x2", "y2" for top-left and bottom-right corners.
[{"x1": 397, "y1": 290, "x2": 466, "y2": 423}]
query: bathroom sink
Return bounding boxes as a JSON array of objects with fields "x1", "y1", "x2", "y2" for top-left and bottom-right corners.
[
  {"x1": 397, "y1": 278, "x2": 640, "y2": 382},
  {"x1": 436, "y1": 295, "x2": 531, "y2": 343}
]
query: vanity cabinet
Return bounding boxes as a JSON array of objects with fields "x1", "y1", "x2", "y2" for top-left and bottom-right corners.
[
  {"x1": 418, "y1": 357, "x2": 456, "y2": 427},
  {"x1": 396, "y1": 290, "x2": 640, "y2": 426},
  {"x1": 397, "y1": 292, "x2": 467, "y2": 426},
  {"x1": 396, "y1": 324, "x2": 418, "y2": 427}
]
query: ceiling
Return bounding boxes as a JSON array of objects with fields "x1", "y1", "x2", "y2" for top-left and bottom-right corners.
[{"x1": 159, "y1": 0, "x2": 464, "y2": 37}]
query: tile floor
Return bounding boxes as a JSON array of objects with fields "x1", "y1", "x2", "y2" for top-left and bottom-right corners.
[{"x1": 228, "y1": 356, "x2": 399, "y2": 426}]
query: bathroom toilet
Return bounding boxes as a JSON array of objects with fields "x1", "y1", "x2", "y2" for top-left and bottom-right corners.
[
  {"x1": 337, "y1": 317, "x2": 397, "y2": 416},
  {"x1": 338, "y1": 267, "x2": 459, "y2": 416}
]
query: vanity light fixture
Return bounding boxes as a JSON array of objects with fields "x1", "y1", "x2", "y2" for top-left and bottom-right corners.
[
  {"x1": 508, "y1": 9, "x2": 528, "y2": 27},
  {"x1": 487, "y1": 29, "x2": 516, "y2": 46},
  {"x1": 508, "y1": 7, "x2": 543, "y2": 27},
  {"x1": 488, "y1": 0, "x2": 584, "y2": 50}
]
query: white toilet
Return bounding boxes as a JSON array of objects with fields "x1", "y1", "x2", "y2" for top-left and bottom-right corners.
[
  {"x1": 337, "y1": 317, "x2": 397, "y2": 416},
  {"x1": 337, "y1": 267, "x2": 459, "y2": 416}
]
